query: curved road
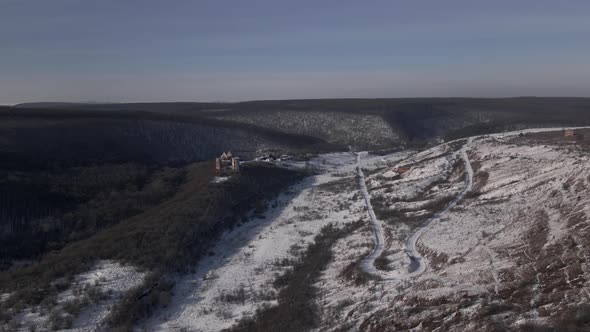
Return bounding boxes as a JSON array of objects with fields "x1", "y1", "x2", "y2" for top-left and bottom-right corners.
[
  {"x1": 359, "y1": 137, "x2": 474, "y2": 280},
  {"x1": 357, "y1": 152, "x2": 386, "y2": 276}
]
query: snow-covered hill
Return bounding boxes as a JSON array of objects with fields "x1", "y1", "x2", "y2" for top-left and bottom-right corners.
[
  {"x1": 143, "y1": 127, "x2": 590, "y2": 331},
  {"x1": 6, "y1": 128, "x2": 589, "y2": 331},
  {"x1": 320, "y1": 129, "x2": 590, "y2": 331}
]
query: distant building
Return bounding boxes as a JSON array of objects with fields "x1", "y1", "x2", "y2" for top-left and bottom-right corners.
[
  {"x1": 564, "y1": 129, "x2": 575, "y2": 137},
  {"x1": 394, "y1": 166, "x2": 411, "y2": 174},
  {"x1": 216, "y1": 151, "x2": 240, "y2": 172}
]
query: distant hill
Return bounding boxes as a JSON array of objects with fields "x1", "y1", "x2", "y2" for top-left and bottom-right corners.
[
  {"x1": 0, "y1": 106, "x2": 339, "y2": 170},
  {"x1": 15, "y1": 97, "x2": 590, "y2": 136},
  {"x1": 13, "y1": 101, "x2": 229, "y2": 113},
  {"x1": 14, "y1": 102, "x2": 103, "y2": 109},
  {"x1": 6, "y1": 97, "x2": 590, "y2": 161}
]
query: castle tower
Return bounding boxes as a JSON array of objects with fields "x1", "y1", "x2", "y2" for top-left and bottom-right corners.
[{"x1": 231, "y1": 157, "x2": 240, "y2": 172}]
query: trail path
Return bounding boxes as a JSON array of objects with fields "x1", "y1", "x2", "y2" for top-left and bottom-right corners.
[
  {"x1": 357, "y1": 152, "x2": 386, "y2": 276},
  {"x1": 357, "y1": 125, "x2": 590, "y2": 280},
  {"x1": 359, "y1": 138, "x2": 474, "y2": 280}
]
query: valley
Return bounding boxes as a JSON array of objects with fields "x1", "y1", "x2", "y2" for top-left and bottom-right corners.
[
  {"x1": 4, "y1": 0, "x2": 590, "y2": 330},
  {"x1": 2, "y1": 100, "x2": 590, "y2": 331}
]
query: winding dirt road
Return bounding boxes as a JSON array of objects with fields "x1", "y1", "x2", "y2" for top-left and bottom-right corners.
[{"x1": 358, "y1": 138, "x2": 474, "y2": 280}]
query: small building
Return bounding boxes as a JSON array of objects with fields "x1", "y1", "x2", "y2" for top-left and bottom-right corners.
[
  {"x1": 215, "y1": 151, "x2": 240, "y2": 172},
  {"x1": 564, "y1": 129, "x2": 584, "y2": 141},
  {"x1": 394, "y1": 166, "x2": 411, "y2": 174}
]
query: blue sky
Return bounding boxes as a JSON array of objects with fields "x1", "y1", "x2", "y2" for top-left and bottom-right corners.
[{"x1": 1, "y1": 0, "x2": 590, "y2": 103}]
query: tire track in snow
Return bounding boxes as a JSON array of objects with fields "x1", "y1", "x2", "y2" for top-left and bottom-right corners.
[
  {"x1": 357, "y1": 152, "x2": 386, "y2": 277},
  {"x1": 357, "y1": 126, "x2": 590, "y2": 281},
  {"x1": 359, "y1": 138, "x2": 474, "y2": 280}
]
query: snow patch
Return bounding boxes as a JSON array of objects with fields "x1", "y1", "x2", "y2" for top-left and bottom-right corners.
[{"x1": 10, "y1": 260, "x2": 145, "y2": 332}]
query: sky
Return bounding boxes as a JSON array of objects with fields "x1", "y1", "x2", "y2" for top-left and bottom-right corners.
[{"x1": 1, "y1": 0, "x2": 590, "y2": 103}]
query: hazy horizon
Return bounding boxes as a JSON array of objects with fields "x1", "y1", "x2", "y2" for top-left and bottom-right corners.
[
  {"x1": 2, "y1": 0, "x2": 590, "y2": 104},
  {"x1": 7, "y1": 94, "x2": 590, "y2": 107}
]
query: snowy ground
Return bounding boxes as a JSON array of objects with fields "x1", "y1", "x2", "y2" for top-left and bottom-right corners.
[
  {"x1": 314, "y1": 129, "x2": 590, "y2": 331},
  {"x1": 9, "y1": 261, "x2": 146, "y2": 332},
  {"x1": 142, "y1": 152, "x2": 408, "y2": 331},
  {"x1": 360, "y1": 137, "x2": 475, "y2": 280},
  {"x1": 8, "y1": 127, "x2": 589, "y2": 331},
  {"x1": 211, "y1": 176, "x2": 231, "y2": 183},
  {"x1": 140, "y1": 127, "x2": 590, "y2": 331}
]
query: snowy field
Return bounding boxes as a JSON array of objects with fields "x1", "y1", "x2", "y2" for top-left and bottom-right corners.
[
  {"x1": 142, "y1": 152, "x2": 408, "y2": 331},
  {"x1": 315, "y1": 130, "x2": 590, "y2": 331}
]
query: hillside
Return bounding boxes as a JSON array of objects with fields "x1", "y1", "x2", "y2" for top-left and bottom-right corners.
[
  {"x1": 0, "y1": 107, "x2": 339, "y2": 169},
  {"x1": 212, "y1": 110, "x2": 399, "y2": 150},
  {"x1": 130, "y1": 127, "x2": 590, "y2": 332},
  {"x1": 1, "y1": 99, "x2": 590, "y2": 331},
  {"x1": 13, "y1": 98, "x2": 590, "y2": 146},
  {"x1": 0, "y1": 160, "x2": 306, "y2": 331}
]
